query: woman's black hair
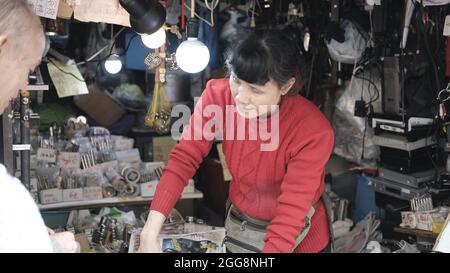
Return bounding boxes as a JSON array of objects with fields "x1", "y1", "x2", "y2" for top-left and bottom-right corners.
[{"x1": 226, "y1": 30, "x2": 304, "y2": 95}]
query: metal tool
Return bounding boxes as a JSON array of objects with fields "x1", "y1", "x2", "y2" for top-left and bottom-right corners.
[
  {"x1": 410, "y1": 195, "x2": 434, "y2": 212},
  {"x1": 81, "y1": 150, "x2": 97, "y2": 169},
  {"x1": 155, "y1": 166, "x2": 163, "y2": 180}
]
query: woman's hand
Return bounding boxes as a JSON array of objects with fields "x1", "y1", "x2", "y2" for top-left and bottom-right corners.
[
  {"x1": 137, "y1": 210, "x2": 166, "y2": 253},
  {"x1": 47, "y1": 228, "x2": 80, "y2": 253},
  {"x1": 137, "y1": 230, "x2": 162, "y2": 253}
]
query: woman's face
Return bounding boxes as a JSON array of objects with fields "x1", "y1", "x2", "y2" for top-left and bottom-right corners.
[{"x1": 229, "y1": 73, "x2": 294, "y2": 119}]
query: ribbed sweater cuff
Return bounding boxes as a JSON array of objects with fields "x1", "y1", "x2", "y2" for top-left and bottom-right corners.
[{"x1": 150, "y1": 187, "x2": 181, "y2": 217}]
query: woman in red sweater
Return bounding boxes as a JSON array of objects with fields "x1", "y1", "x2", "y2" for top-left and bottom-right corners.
[{"x1": 139, "y1": 31, "x2": 334, "y2": 253}]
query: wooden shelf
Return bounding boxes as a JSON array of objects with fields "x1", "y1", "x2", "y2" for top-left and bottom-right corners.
[
  {"x1": 393, "y1": 227, "x2": 438, "y2": 239},
  {"x1": 38, "y1": 190, "x2": 203, "y2": 211}
]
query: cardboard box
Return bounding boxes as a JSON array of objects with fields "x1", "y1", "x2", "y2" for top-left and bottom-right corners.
[
  {"x1": 57, "y1": 152, "x2": 81, "y2": 169},
  {"x1": 112, "y1": 136, "x2": 135, "y2": 151},
  {"x1": 62, "y1": 188, "x2": 84, "y2": 202},
  {"x1": 30, "y1": 154, "x2": 38, "y2": 170},
  {"x1": 115, "y1": 149, "x2": 142, "y2": 164},
  {"x1": 152, "y1": 136, "x2": 177, "y2": 163},
  {"x1": 37, "y1": 148, "x2": 57, "y2": 163},
  {"x1": 401, "y1": 211, "x2": 417, "y2": 229},
  {"x1": 401, "y1": 208, "x2": 450, "y2": 231},
  {"x1": 39, "y1": 189, "x2": 63, "y2": 204},
  {"x1": 140, "y1": 180, "x2": 159, "y2": 197},
  {"x1": 74, "y1": 84, "x2": 125, "y2": 126},
  {"x1": 99, "y1": 160, "x2": 120, "y2": 173},
  {"x1": 78, "y1": 165, "x2": 104, "y2": 176},
  {"x1": 83, "y1": 186, "x2": 103, "y2": 200}
]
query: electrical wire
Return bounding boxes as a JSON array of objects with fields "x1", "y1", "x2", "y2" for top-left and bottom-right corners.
[
  {"x1": 361, "y1": 117, "x2": 368, "y2": 160},
  {"x1": 76, "y1": 27, "x2": 126, "y2": 66},
  {"x1": 181, "y1": 0, "x2": 185, "y2": 30},
  {"x1": 49, "y1": 32, "x2": 139, "y2": 82},
  {"x1": 81, "y1": 33, "x2": 139, "y2": 65},
  {"x1": 353, "y1": 73, "x2": 380, "y2": 105},
  {"x1": 184, "y1": 0, "x2": 219, "y2": 27},
  {"x1": 47, "y1": 58, "x2": 85, "y2": 82}
]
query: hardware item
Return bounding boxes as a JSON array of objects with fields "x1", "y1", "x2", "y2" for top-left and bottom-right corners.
[
  {"x1": 124, "y1": 183, "x2": 138, "y2": 196},
  {"x1": 101, "y1": 219, "x2": 111, "y2": 245},
  {"x1": 169, "y1": 25, "x2": 182, "y2": 39},
  {"x1": 373, "y1": 133, "x2": 436, "y2": 151},
  {"x1": 36, "y1": 166, "x2": 60, "y2": 190},
  {"x1": 81, "y1": 150, "x2": 97, "y2": 169},
  {"x1": 371, "y1": 176, "x2": 429, "y2": 201},
  {"x1": 62, "y1": 172, "x2": 85, "y2": 189},
  {"x1": 120, "y1": 226, "x2": 130, "y2": 253},
  {"x1": 101, "y1": 182, "x2": 117, "y2": 198},
  {"x1": 104, "y1": 167, "x2": 127, "y2": 193},
  {"x1": 154, "y1": 166, "x2": 163, "y2": 180},
  {"x1": 92, "y1": 216, "x2": 107, "y2": 245},
  {"x1": 379, "y1": 145, "x2": 437, "y2": 174},
  {"x1": 165, "y1": 52, "x2": 179, "y2": 71},
  {"x1": 64, "y1": 115, "x2": 89, "y2": 139},
  {"x1": 139, "y1": 171, "x2": 153, "y2": 183},
  {"x1": 378, "y1": 168, "x2": 438, "y2": 188},
  {"x1": 90, "y1": 136, "x2": 115, "y2": 162},
  {"x1": 382, "y1": 56, "x2": 401, "y2": 114},
  {"x1": 372, "y1": 114, "x2": 435, "y2": 142},
  {"x1": 37, "y1": 177, "x2": 51, "y2": 191},
  {"x1": 144, "y1": 52, "x2": 162, "y2": 70},
  {"x1": 410, "y1": 195, "x2": 434, "y2": 212},
  {"x1": 121, "y1": 167, "x2": 141, "y2": 184}
]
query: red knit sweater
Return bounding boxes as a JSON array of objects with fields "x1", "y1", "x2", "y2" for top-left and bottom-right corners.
[{"x1": 150, "y1": 78, "x2": 334, "y2": 253}]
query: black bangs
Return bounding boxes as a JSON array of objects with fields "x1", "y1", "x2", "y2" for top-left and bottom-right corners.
[
  {"x1": 226, "y1": 37, "x2": 271, "y2": 86},
  {"x1": 225, "y1": 30, "x2": 304, "y2": 95}
]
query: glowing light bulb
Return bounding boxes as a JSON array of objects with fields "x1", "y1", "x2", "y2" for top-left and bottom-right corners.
[
  {"x1": 141, "y1": 27, "x2": 166, "y2": 49},
  {"x1": 104, "y1": 54, "x2": 122, "y2": 74},
  {"x1": 175, "y1": 38, "x2": 210, "y2": 74}
]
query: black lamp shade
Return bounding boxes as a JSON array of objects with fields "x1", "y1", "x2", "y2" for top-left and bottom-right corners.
[{"x1": 119, "y1": 0, "x2": 166, "y2": 35}]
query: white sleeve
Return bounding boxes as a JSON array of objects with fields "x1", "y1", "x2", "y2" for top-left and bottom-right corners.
[{"x1": 0, "y1": 164, "x2": 54, "y2": 253}]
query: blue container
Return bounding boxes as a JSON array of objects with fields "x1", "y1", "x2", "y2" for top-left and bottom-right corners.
[{"x1": 351, "y1": 174, "x2": 385, "y2": 223}]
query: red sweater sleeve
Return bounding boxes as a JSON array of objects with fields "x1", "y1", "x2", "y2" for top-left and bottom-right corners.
[
  {"x1": 262, "y1": 122, "x2": 334, "y2": 253},
  {"x1": 150, "y1": 80, "x2": 222, "y2": 217}
]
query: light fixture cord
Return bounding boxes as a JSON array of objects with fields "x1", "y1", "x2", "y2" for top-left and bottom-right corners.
[{"x1": 184, "y1": 0, "x2": 219, "y2": 27}]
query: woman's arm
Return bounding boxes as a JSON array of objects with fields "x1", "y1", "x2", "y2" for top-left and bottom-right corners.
[{"x1": 138, "y1": 80, "x2": 226, "y2": 252}]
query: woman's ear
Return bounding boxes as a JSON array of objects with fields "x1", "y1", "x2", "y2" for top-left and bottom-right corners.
[{"x1": 280, "y1": 77, "x2": 296, "y2": 95}]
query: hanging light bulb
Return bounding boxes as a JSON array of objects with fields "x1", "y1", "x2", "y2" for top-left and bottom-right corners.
[
  {"x1": 175, "y1": 0, "x2": 210, "y2": 74},
  {"x1": 176, "y1": 15, "x2": 210, "y2": 73},
  {"x1": 176, "y1": 36, "x2": 210, "y2": 73},
  {"x1": 141, "y1": 27, "x2": 166, "y2": 49},
  {"x1": 104, "y1": 54, "x2": 122, "y2": 74}
]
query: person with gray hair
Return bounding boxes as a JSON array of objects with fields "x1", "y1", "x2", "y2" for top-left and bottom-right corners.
[
  {"x1": 0, "y1": 0, "x2": 45, "y2": 114},
  {"x1": 0, "y1": 0, "x2": 77, "y2": 253}
]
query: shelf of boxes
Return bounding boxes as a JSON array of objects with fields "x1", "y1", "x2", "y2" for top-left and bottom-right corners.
[{"x1": 38, "y1": 189, "x2": 203, "y2": 211}]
